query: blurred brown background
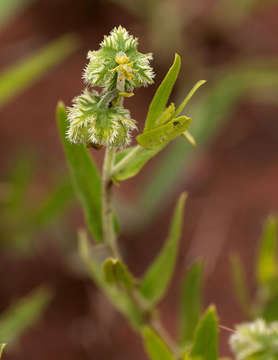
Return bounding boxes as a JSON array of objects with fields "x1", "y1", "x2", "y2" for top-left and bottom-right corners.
[{"x1": 1, "y1": 0, "x2": 278, "y2": 359}]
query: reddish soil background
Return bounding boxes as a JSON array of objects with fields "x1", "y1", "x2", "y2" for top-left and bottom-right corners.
[{"x1": 1, "y1": 1, "x2": 278, "y2": 359}]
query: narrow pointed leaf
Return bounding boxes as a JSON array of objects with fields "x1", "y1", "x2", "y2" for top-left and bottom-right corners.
[
  {"x1": 103, "y1": 258, "x2": 135, "y2": 291},
  {"x1": 103, "y1": 258, "x2": 117, "y2": 285},
  {"x1": 137, "y1": 116, "x2": 191, "y2": 150},
  {"x1": 256, "y1": 216, "x2": 277, "y2": 286},
  {"x1": 113, "y1": 146, "x2": 163, "y2": 181},
  {"x1": 230, "y1": 254, "x2": 251, "y2": 316},
  {"x1": 0, "y1": 34, "x2": 79, "y2": 108},
  {"x1": 191, "y1": 306, "x2": 218, "y2": 360},
  {"x1": 179, "y1": 261, "x2": 203, "y2": 346},
  {"x1": 0, "y1": 288, "x2": 51, "y2": 345},
  {"x1": 144, "y1": 53, "x2": 181, "y2": 131},
  {"x1": 142, "y1": 327, "x2": 175, "y2": 360},
  {"x1": 140, "y1": 193, "x2": 187, "y2": 304},
  {"x1": 57, "y1": 103, "x2": 103, "y2": 241},
  {"x1": 174, "y1": 80, "x2": 206, "y2": 118},
  {"x1": 114, "y1": 259, "x2": 135, "y2": 291}
]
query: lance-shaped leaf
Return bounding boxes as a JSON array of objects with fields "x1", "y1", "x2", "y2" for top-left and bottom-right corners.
[
  {"x1": 0, "y1": 344, "x2": 6, "y2": 359},
  {"x1": 137, "y1": 116, "x2": 191, "y2": 150},
  {"x1": 144, "y1": 53, "x2": 181, "y2": 131},
  {"x1": 0, "y1": 34, "x2": 79, "y2": 108},
  {"x1": 103, "y1": 258, "x2": 135, "y2": 291},
  {"x1": 191, "y1": 306, "x2": 219, "y2": 360},
  {"x1": 173, "y1": 80, "x2": 206, "y2": 118},
  {"x1": 142, "y1": 327, "x2": 175, "y2": 360},
  {"x1": 230, "y1": 253, "x2": 251, "y2": 317},
  {"x1": 179, "y1": 261, "x2": 203, "y2": 346},
  {"x1": 0, "y1": 287, "x2": 51, "y2": 345},
  {"x1": 78, "y1": 230, "x2": 143, "y2": 330},
  {"x1": 139, "y1": 193, "x2": 187, "y2": 304},
  {"x1": 113, "y1": 145, "x2": 163, "y2": 181},
  {"x1": 57, "y1": 102, "x2": 103, "y2": 241},
  {"x1": 256, "y1": 216, "x2": 277, "y2": 286}
]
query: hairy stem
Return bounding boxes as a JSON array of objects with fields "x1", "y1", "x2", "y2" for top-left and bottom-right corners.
[
  {"x1": 111, "y1": 145, "x2": 143, "y2": 176},
  {"x1": 102, "y1": 146, "x2": 120, "y2": 257}
]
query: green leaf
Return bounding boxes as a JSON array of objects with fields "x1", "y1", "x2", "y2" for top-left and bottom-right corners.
[
  {"x1": 0, "y1": 34, "x2": 79, "y2": 109},
  {"x1": 135, "y1": 60, "x2": 278, "y2": 229},
  {"x1": 174, "y1": 80, "x2": 207, "y2": 118},
  {"x1": 230, "y1": 253, "x2": 251, "y2": 316},
  {"x1": 103, "y1": 258, "x2": 135, "y2": 291},
  {"x1": 144, "y1": 53, "x2": 181, "y2": 131},
  {"x1": 103, "y1": 258, "x2": 117, "y2": 285},
  {"x1": 137, "y1": 116, "x2": 191, "y2": 150},
  {"x1": 191, "y1": 306, "x2": 219, "y2": 360},
  {"x1": 114, "y1": 146, "x2": 163, "y2": 181},
  {"x1": 142, "y1": 327, "x2": 175, "y2": 360},
  {"x1": 114, "y1": 259, "x2": 135, "y2": 291},
  {"x1": 179, "y1": 261, "x2": 203, "y2": 346},
  {"x1": 0, "y1": 287, "x2": 51, "y2": 345},
  {"x1": 256, "y1": 216, "x2": 277, "y2": 286},
  {"x1": 78, "y1": 230, "x2": 143, "y2": 329},
  {"x1": 0, "y1": 344, "x2": 6, "y2": 359},
  {"x1": 57, "y1": 103, "x2": 103, "y2": 241},
  {"x1": 140, "y1": 193, "x2": 187, "y2": 304}
]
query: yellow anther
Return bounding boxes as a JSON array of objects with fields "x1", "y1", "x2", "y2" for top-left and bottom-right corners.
[{"x1": 115, "y1": 53, "x2": 130, "y2": 64}]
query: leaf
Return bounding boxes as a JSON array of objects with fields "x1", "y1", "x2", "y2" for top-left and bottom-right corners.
[
  {"x1": 256, "y1": 216, "x2": 277, "y2": 286},
  {"x1": 78, "y1": 230, "x2": 143, "y2": 329},
  {"x1": 0, "y1": 34, "x2": 79, "y2": 108},
  {"x1": 113, "y1": 145, "x2": 163, "y2": 181},
  {"x1": 179, "y1": 261, "x2": 203, "y2": 346},
  {"x1": 137, "y1": 116, "x2": 191, "y2": 150},
  {"x1": 230, "y1": 253, "x2": 251, "y2": 316},
  {"x1": 57, "y1": 102, "x2": 103, "y2": 241},
  {"x1": 0, "y1": 344, "x2": 6, "y2": 359},
  {"x1": 140, "y1": 193, "x2": 187, "y2": 304},
  {"x1": 144, "y1": 53, "x2": 181, "y2": 131},
  {"x1": 135, "y1": 60, "x2": 278, "y2": 229},
  {"x1": 114, "y1": 259, "x2": 135, "y2": 291},
  {"x1": 174, "y1": 80, "x2": 207, "y2": 118},
  {"x1": 142, "y1": 327, "x2": 175, "y2": 360},
  {"x1": 102, "y1": 258, "x2": 135, "y2": 291},
  {"x1": 191, "y1": 306, "x2": 219, "y2": 360},
  {"x1": 103, "y1": 258, "x2": 117, "y2": 285},
  {"x1": 0, "y1": 287, "x2": 51, "y2": 345}
]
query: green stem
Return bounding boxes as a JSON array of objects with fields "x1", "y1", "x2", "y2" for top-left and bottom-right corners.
[
  {"x1": 102, "y1": 146, "x2": 119, "y2": 257},
  {"x1": 111, "y1": 145, "x2": 143, "y2": 176}
]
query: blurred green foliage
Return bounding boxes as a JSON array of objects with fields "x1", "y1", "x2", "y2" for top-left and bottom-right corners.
[{"x1": 0, "y1": 287, "x2": 51, "y2": 346}]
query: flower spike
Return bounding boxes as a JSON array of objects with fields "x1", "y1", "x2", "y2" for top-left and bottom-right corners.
[
  {"x1": 83, "y1": 26, "x2": 155, "y2": 91},
  {"x1": 67, "y1": 89, "x2": 137, "y2": 148}
]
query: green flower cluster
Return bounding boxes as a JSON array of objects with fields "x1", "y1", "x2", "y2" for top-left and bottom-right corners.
[
  {"x1": 67, "y1": 26, "x2": 154, "y2": 147},
  {"x1": 230, "y1": 319, "x2": 278, "y2": 360}
]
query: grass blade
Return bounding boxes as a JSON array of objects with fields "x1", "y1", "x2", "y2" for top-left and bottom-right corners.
[
  {"x1": 0, "y1": 287, "x2": 51, "y2": 345},
  {"x1": 0, "y1": 34, "x2": 79, "y2": 108}
]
